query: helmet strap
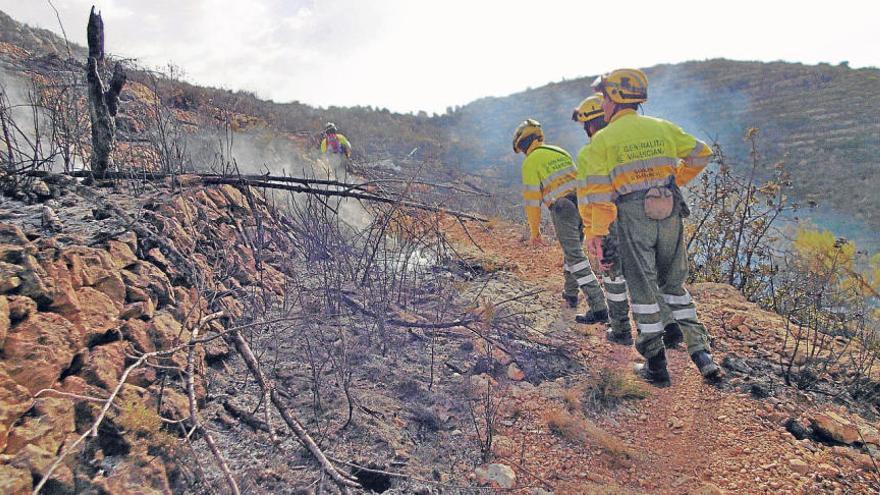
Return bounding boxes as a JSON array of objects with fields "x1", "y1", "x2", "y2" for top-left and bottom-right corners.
[{"x1": 518, "y1": 134, "x2": 540, "y2": 153}]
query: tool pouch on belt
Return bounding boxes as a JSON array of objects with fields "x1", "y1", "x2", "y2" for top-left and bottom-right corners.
[{"x1": 644, "y1": 187, "x2": 674, "y2": 220}]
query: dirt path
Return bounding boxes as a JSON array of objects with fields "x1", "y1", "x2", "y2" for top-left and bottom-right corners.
[{"x1": 442, "y1": 218, "x2": 875, "y2": 494}]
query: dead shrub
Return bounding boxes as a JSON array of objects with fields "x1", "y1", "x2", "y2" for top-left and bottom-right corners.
[
  {"x1": 543, "y1": 408, "x2": 634, "y2": 461},
  {"x1": 408, "y1": 404, "x2": 442, "y2": 432},
  {"x1": 584, "y1": 367, "x2": 649, "y2": 411},
  {"x1": 562, "y1": 387, "x2": 583, "y2": 411}
]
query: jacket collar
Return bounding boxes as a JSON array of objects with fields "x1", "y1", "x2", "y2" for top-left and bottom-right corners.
[
  {"x1": 525, "y1": 140, "x2": 543, "y2": 155},
  {"x1": 610, "y1": 108, "x2": 637, "y2": 124}
]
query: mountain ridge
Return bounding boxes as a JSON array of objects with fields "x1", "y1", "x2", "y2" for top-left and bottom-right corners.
[{"x1": 2, "y1": 8, "x2": 878, "y2": 237}]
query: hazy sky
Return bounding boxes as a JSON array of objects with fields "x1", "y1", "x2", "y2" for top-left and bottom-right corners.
[{"x1": 2, "y1": 1, "x2": 877, "y2": 114}]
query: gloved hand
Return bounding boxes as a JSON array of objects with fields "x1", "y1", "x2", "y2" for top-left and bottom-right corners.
[
  {"x1": 586, "y1": 236, "x2": 604, "y2": 268},
  {"x1": 601, "y1": 235, "x2": 619, "y2": 268}
]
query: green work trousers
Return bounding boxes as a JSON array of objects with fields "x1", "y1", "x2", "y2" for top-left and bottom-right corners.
[
  {"x1": 602, "y1": 221, "x2": 630, "y2": 333},
  {"x1": 549, "y1": 196, "x2": 607, "y2": 314},
  {"x1": 615, "y1": 199, "x2": 711, "y2": 359},
  {"x1": 603, "y1": 221, "x2": 674, "y2": 334}
]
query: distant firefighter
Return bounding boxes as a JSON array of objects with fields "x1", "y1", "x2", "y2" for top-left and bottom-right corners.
[
  {"x1": 512, "y1": 119, "x2": 609, "y2": 323},
  {"x1": 320, "y1": 122, "x2": 352, "y2": 159}
]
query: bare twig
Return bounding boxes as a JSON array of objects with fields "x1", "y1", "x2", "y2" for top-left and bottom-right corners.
[{"x1": 231, "y1": 330, "x2": 360, "y2": 492}]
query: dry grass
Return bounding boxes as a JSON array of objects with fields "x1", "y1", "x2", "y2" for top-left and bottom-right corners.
[
  {"x1": 562, "y1": 386, "x2": 583, "y2": 411},
  {"x1": 584, "y1": 367, "x2": 649, "y2": 411},
  {"x1": 543, "y1": 408, "x2": 634, "y2": 461}
]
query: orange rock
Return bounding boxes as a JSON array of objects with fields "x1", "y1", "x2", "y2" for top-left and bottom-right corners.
[
  {"x1": 0, "y1": 464, "x2": 31, "y2": 494},
  {"x1": 120, "y1": 299, "x2": 155, "y2": 321},
  {"x1": 4, "y1": 397, "x2": 75, "y2": 456},
  {"x1": 6, "y1": 295, "x2": 36, "y2": 322},
  {"x1": 107, "y1": 240, "x2": 138, "y2": 269},
  {"x1": 810, "y1": 412, "x2": 860, "y2": 445},
  {"x1": 3, "y1": 312, "x2": 78, "y2": 394},
  {"x1": 91, "y1": 454, "x2": 172, "y2": 494},
  {"x1": 93, "y1": 269, "x2": 127, "y2": 307},
  {"x1": 507, "y1": 363, "x2": 526, "y2": 381},
  {"x1": 74, "y1": 287, "x2": 121, "y2": 343},
  {"x1": 82, "y1": 341, "x2": 129, "y2": 390},
  {"x1": 148, "y1": 311, "x2": 186, "y2": 350},
  {"x1": 119, "y1": 319, "x2": 155, "y2": 352},
  {"x1": 0, "y1": 366, "x2": 33, "y2": 452},
  {"x1": 0, "y1": 223, "x2": 29, "y2": 244},
  {"x1": 10, "y1": 443, "x2": 75, "y2": 488},
  {"x1": 0, "y1": 295, "x2": 8, "y2": 349},
  {"x1": 0, "y1": 261, "x2": 22, "y2": 293}
]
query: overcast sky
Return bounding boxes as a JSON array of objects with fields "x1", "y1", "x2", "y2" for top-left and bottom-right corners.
[{"x1": 1, "y1": 1, "x2": 877, "y2": 114}]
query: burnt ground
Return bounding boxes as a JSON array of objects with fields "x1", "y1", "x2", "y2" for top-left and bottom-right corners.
[{"x1": 193, "y1": 263, "x2": 583, "y2": 494}]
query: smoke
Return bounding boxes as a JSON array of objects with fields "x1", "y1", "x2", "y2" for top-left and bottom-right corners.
[
  {"x1": 0, "y1": 66, "x2": 38, "y2": 133},
  {"x1": 187, "y1": 127, "x2": 372, "y2": 230},
  {"x1": 643, "y1": 64, "x2": 752, "y2": 160}
]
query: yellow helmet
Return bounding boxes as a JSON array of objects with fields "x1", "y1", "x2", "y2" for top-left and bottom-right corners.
[
  {"x1": 571, "y1": 93, "x2": 605, "y2": 123},
  {"x1": 512, "y1": 118, "x2": 544, "y2": 154},
  {"x1": 592, "y1": 68, "x2": 648, "y2": 104}
]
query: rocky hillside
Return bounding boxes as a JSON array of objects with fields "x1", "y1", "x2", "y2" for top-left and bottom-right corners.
[{"x1": 0, "y1": 175, "x2": 294, "y2": 493}]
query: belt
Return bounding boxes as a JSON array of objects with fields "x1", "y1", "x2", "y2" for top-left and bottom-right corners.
[{"x1": 614, "y1": 189, "x2": 649, "y2": 204}]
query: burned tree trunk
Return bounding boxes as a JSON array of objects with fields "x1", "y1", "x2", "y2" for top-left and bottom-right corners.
[{"x1": 86, "y1": 6, "x2": 126, "y2": 177}]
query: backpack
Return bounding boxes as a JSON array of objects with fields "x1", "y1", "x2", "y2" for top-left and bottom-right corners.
[{"x1": 325, "y1": 133, "x2": 342, "y2": 153}]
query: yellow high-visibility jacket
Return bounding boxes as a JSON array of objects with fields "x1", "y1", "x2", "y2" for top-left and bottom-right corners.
[
  {"x1": 575, "y1": 142, "x2": 596, "y2": 235},
  {"x1": 320, "y1": 133, "x2": 352, "y2": 157},
  {"x1": 521, "y1": 144, "x2": 578, "y2": 239},
  {"x1": 581, "y1": 109, "x2": 712, "y2": 236}
]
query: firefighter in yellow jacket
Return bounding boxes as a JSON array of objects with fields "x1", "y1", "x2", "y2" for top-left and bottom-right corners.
[
  {"x1": 320, "y1": 122, "x2": 352, "y2": 158},
  {"x1": 573, "y1": 94, "x2": 684, "y2": 348},
  {"x1": 514, "y1": 119, "x2": 608, "y2": 322},
  {"x1": 572, "y1": 94, "x2": 632, "y2": 341},
  {"x1": 584, "y1": 69, "x2": 721, "y2": 386}
]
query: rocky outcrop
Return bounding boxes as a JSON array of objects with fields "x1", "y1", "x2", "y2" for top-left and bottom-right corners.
[{"x1": 0, "y1": 180, "x2": 294, "y2": 493}]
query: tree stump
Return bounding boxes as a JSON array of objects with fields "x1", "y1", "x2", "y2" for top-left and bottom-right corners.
[{"x1": 86, "y1": 6, "x2": 126, "y2": 177}]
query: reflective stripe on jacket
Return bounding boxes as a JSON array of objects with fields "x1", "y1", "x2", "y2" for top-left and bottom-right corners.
[
  {"x1": 575, "y1": 143, "x2": 599, "y2": 235},
  {"x1": 582, "y1": 109, "x2": 712, "y2": 236},
  {"x1": 521, "y1": 144, "x2": 578, "y2": 238}
]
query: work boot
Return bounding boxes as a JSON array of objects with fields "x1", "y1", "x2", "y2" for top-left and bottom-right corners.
[
  {"x1": 606, "y1": 320, "x2": 633, "y2": 346},
  {"x1": 663, "y1": 322, "x2": 683, "y2": 349},
  {"x1": 562, "y1": 293, "x2": 579, "y2": 309},
  {"x1": 576, "y1": 308, "x2": 609, "y2": 325},
  {"x1": 634, "y1": 349, "x2": 671, "y2": 387},
  {"x1": 691, "y1": 351, "x2": 723, "y2": 382}
]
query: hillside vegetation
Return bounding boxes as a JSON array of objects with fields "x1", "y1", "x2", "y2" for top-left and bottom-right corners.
[
  {"x1": 440, "y1": 60, "x2": 880, "y2": 232},
  {"x1": 3, "y1": 8, "x2": 878, "y2": 234}
]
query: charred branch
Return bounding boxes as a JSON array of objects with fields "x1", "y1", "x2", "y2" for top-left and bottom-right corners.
[{"x1": 86, "y1": 7, "x2": 126, "y2": 177}]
